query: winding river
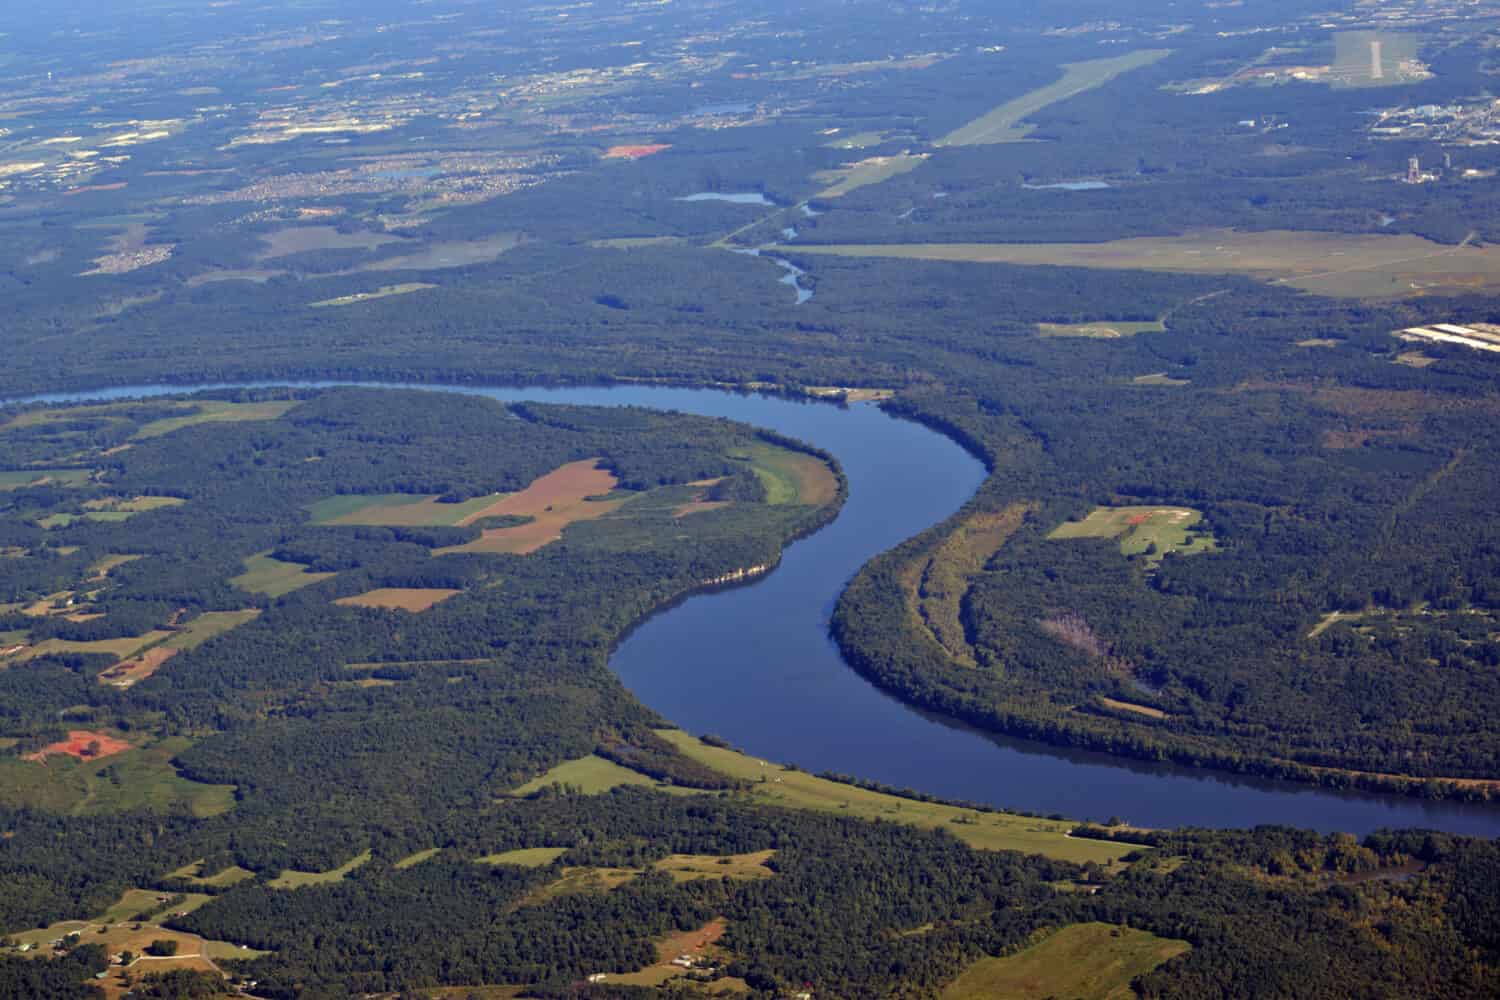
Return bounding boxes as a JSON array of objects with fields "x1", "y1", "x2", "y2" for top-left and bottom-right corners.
[{"x1": 17, "y1": 381, "x2": 1500, "y2": 836}]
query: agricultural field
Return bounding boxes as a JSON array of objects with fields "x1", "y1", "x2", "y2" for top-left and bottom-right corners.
[
  {"x1": 165, "y1": 610, "x2": 261, "y2": 651},
  {"x1": 938, "y1": 50, "x2": 1170, "y2": 145},
  {"x1": 477, "y1": 847, "x2": 569, "y2": 867},
  {"x1": 0, "y1": 469, "x2": 92, "y2": 491},
  {"x1": 307, "y1": 491, "x2": 501, "y2": 527},
  {"x1": 394, "y1": 848, "x2": 443, "y2": 870},
  {"x1": 731, "y1": 443, "x2": 838, "y2": 506},
  {"x1": 659, "y1": 731, "x2": 1137, "y2": 865},
  {"x1": 268, "y1": 849, "x2": 372, "y2": 889},
  {"x1": 165, "y1": 860, "x2": 257, "y2": 888},
  {"x1": 6, "y1": 629, "x2": 171, "y2": 665},
  {"x1": 1039, "y1": 320, "x2": 1166, "y2": 339},
  {"x1": 942, "y1": 922, "x2": 1190, "y2": 1000},
  {"x1": 814, "y1": 153, "x2": 928, "y2": 199},
  {"x1": 336, "y1": 588, "x2": 462, "y2": 612},
  {"x1": 0, "y1": 735, "x2": 234, "y2": 816},
  {"x1": 508, "y1": 754, "x2": 661, "y2": 796},
  {"x1": 131, "y1": 400, "x2": 300, "y2": 439},
  {"x1": 230, "y1": 553, "x2": 336, "y2": 597},
  {"x1": 436, "y1": 459, "x2": 626, "y2": 555},
  {"x1": 1048, "y1": 505, "x2": 1217, "y2": 568},
  {"x1": 793, "y1": 231, "x2": 1500, "y2": 299}
]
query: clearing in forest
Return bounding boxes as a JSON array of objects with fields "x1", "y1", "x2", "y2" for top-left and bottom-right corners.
[
  {"x1": 5, "y1": 735, "x2": 235, "y2": 817},
  {"x1": 903, "y1": 504, "x2": 1034, "y2": 667},
  {"x1": 813, "y1": 153, "x2": 928, "y2": 198},
  {"x1": 23, "y1": 730, "x2": 132, "y2": 762},
  {"x1": 0, "y1": 469, "x2": 92, "y2": 490},
  {"x1": 1048, "y1": 505, "x2": 1216, "y2": 568},
  {"x1": 307, "y1": 492, "x2": 499, "y2": 526},
  {"x1": 231, "y1": 553, "x2": 336, "y2": 597},
  {"x1": 938, "y1": 50, "x2": 1171, "y2": 146},
  {"x1": 1039, "y1": 320, "x2": 1165, "y2": 339},
  {"x1": 269, "y1": 849, "x2": 372, "y2": 889},
  {"x1": 731, "y1": 443, "x2": 838, "y2": 506},
  {"x1": 478, "y1": 846, "x2": 569, "y2": 867},
  {"x1": 310, "y1": 282, "x2": 435, "y2": 308},
  {"x1": 437, "y1": 460, "x2": 625, "y2": 555},
  {"x1": 658, "y1": 731, "x2": 1136, "y2": 865},
  {"x1": 336, "y1": 588, "x2": 461, "y2": 612},
  {"x1": 607, "y1": 918, "x2": 736, "y2": 989},
  {"x1": 793, "y1": 230, "x2": 1500, "y2": 299},
  {"x1": 7, "y1": 629, "x2": 171, "y2": 665},
  {"x1": 508, "y1": 754, "x2": 660, "y2": 796},
  {"x1": 941, "y1": 922, "x2": 1190, "y2": 1000},
  {"x1": 132, "y1": 400, "x2": 300, "y2": 439},
  {"x1": 166, "y1": 860, "x2": 257, "y2": 887}
]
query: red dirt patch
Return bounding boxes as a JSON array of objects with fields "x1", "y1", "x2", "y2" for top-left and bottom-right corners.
[
  {"x1": 24, "y1": 730, "x2": 132, "y2": 762},
  {"x1": 604, "y1": 144, "x2": 671, "y2": 160},
  {"x1": 440, "y1": 460, "x2": 624, "y2": 555},
  {"x1": 99, "y1": 647, "x2": 178, "y2": 688}
]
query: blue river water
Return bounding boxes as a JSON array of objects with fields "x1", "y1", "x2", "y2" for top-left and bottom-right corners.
[{"x1": 14, "y1": 380, "x2": 1500, "y2": 837}]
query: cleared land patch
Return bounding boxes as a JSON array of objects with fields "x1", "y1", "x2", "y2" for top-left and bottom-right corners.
[
  {"x1": 659, "y1": 730, "x2": 1136, "y2": 865},
  {"x1": 166, "y1": 860, "x2": 256, "y2": 888},
  {"x1": 5, "y1": 736, "x2": 234, "y2": 817},
  {"x1": 310, "y1": 282, "x2": 435, "y2": 308},
  {"x1": 133, "y1": 400, "x2": 299, "y2": 439},
  {"x1": 793, "y1": 230, "x2": 1500, "y2": 299},
  {"x1": 307, "y1": 491, "x2": 499, "y2": 527},
  {"x1": 905, "y1": 504, "x2": 1033, "y2": 667},
  {"x1": 0, "y1": 468, "x2": 92, "y2": 490},
  {"x1": 336, "y1": 588, "x2": 461, "y2": 612},
  {"x1": 478, "y1": 846, "x2": 568, "y2": 867},
  {"x1": 1039, "y1": 320, "x2": 1165, "y2": 339},
  {"x1": 607, "y1": 918, "x2": 732, "y2": 989},
  {"x1": 394, "y1": 847, "x2": 443, "y2": 870},
  {"x1": 938, "y1": 50, "x2": 1170, "y2": 146},
  {"x1": 814, "y1": 153, "x2": 928, "y2": 198},
  {"x1": 732, "y1": 442, "x2": 838, "y2": 506},
  {"x1": 23, "y1": 729, "x2": 132, "y2": 762},
  {"x1": 166, "y1": 609, "x2": 261, "y2": 650},
  {"x1": 231, "y1": 553, "x2": 335, "y2": 597},
  {"x1": 269, "y1": 849, "x2": 372, "y2": 889},
  {"x1": 437, "y1": 460, "x2": 626, "y2": 555},
  {"x1": 1048, "y1": 505, "x2": 1216, "y2": 568},
  {"x1": 508, "y1": 754, "x2": 659, "y2": 796},
  {"x1": 6, "y1": 629, "x2": 170, "y2": 665},
  {"x1": 1098, "y1": 697, "x2": 1169, "y2": 720},
  {"x1": 942, "y1": 922, "x2": 1190, "y2": 1000}
]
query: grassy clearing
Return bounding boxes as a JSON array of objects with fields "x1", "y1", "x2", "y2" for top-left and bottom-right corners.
[
  {"x1": 939, "y1": 50, "x2": 1170, "y2": 145},
  {"x1": 1132, "y1": 372, "x2": 1191, "y2": 386},
  {"x1": 1098, "y1": 697, "x2": 1169, "y2": 720},
  {"x1": 336, "y1": 588, "x2": 461, "y2": 612},
  {"x1": 0, "y1": 736, "x2": 235, "y2": 817},
  {"x1": 608, "y1": 918, "x2": 730, "y2": 988},
  {"x1": 658, "y1": 731, "x2": 1137, "y2": 865},
  {"x1": 1048, "y1": 505, "x2": 1216, "y2": 568},
  {"x1": 308, "y1": 492, "x2": 500, "y2": 527},
  {"x1": 89, "y1": 553, "x2": 142, "y2": 579},
  {"x1": 906, "y1": 505, "x2": 1033, "y2": 667},
  {"x1": 794, "y1": 230, "x2": 1500, "y2": 299},
  {"x1": 1039, "y1": 320, "x2": 1165, "y2": 339},
  {"x1": 477, "y1": 846, "x2": 568, "y2": 867},
  {"x1": 231, "y1": 553, "x2": 335, "y2": 597},
  {"x1": 8, "y1": 629, "x2": 170, "y2": 664},
  {"x1": 269, "y1": 849, "x2": 372, "y2": 889},
  {"x1": 657, "y1": 850, "x2": 775, "y2": 883},
  {"x1": 165, "y1": 610, "x2": 262, "y2": 650},
  {"x1": 509, "y1": 754, "x2": 660, "y2": 796},
  {"x1": 437, "y1": 460, "x2": 626, "y2": 556},
  {"x1": 165, "y1": 860, "x2": 257, "y2": 887},
  {"x1": 0, "y1": 468, "x2": 92, "y2": 490},
  {"x1": 394, "y1": 847, "x2": 443, "y2": 870},
  {"x1": 133, "y1": 400, "x2": 299, "y2": 439},
  {"x1": 310, "y1": 282, "x2": 436, "y2": 308},
  {"x1": 942, "y1": 922, "x2": 1190, "y2": 1000},
  {"x1": 813, "y1": 153, "x2": 927, "y2": 198},
  {"x1": 1395, "y1": 350, "x2": 1440, "y2": 367},
  {"x1": 731, "y1": 442, "x2": 838, "y2": 507}
]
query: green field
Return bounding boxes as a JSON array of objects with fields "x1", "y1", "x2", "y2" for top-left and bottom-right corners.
[
  {"x1": 477, "y1": 846, "x2": 569, "y2": 867},
  {"x1": 132, "y1": 400, "x2": 300, "y2": 439},
  {"x1": 814, "y1": 153, "x2": 927, "y2": 198},
  {"x1": 165, "y1": 860, "x2": 257, "y2": 887},
  {"x1": 231, "y1": 553, "x2": 336, "y2": 597},
  {"x1": 394, "y1": 847, "x2": 443, "y2": 870},
  {"x1": 0, "y1": 737, "x2": 235, "y2": 817},
  {"x1": 659, "y1": 731, "x2": 1137, "y2": 865},
  {"x1": 939, "y1": 50, "x2": 1170, "y2": 145},
  {"x1": 311, "y1": 282, "x2": 436, "y2": 308},
  {"x1": 1048, "y1": 505, "x2": 1216, "y2": 568},
  {"x1": 269, "y1": 849, "x2": 372, "y2": 889},
  {"x1": 942, "y1": 922, "x2": 1190, "y2": 999},
  {"x1": 0, "y1": 469, "x2": 92, "y2": 490},
  {"x1": 1039, "y1": 320, "x2": 1166, "y2": 339},
  {"x1": 731, "y1": 442, "x2": 839, "y2": 507},
  {"x1": 164, "y1": 610, "x2": 261, "y2": 650},
  {"x1": 307, "y1": 492, "x2": 501, "y2": 527},
  {"x1": 508, "y1": 754, "x2": 660, "y2": 796}
]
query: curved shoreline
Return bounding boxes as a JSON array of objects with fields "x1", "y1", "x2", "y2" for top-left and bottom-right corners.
[{"x1": 8, "y1": 379, "x2": 1500, "y2": 835}]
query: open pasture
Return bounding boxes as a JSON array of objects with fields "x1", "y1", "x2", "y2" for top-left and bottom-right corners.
[
  {"x1": 942, "y1": 922, "x2": 1190, "y2": 1000},
  {"x1": 1048, "y1": 505, "x2": 1215, "y2": 567},
  {"x1": 132, "y1": 399, "x2": 299, "y2": 439},
  {"x1": 733, "y1": 442, "x2": 838, "y2": 506},
  {"x1": 166, "y1": 609, "x2": 262, "y2": 650},
  {"x1": 7, "y1": 629, "x2": 171, "y2": 664},
  {"x1": 938, "y1": 50, "x2": 1170, "y2": 146},
  {"x1": 509, "y1": 753, "x2": 660, "y2": 796},
  {"x1": 99, "y1": 647, "x2": 177, "y2": 688},
  {"x1": 658, "y1": 731, "x2": 1137, "y2": 865},
  {"x1": 477, "y1": 846, "x2": 569, "y2": 867},
  {"x1": 269, "y1": 849, "x2": 372, "y2": 889},
  {"x1": 310, "y1": 281, "x2": 435, "y2": 308},
  {"x1": 231, "y1": 553, "x2": 336, "y2": 597},
  {"x1": 5, "y1": 735, "x2": 234, "y2": 816},
  {"x1": 794, "y1": 230, "x2": 1500, "y2": 299},
  {"x1": 814, "y1": 153, "x2": 927, "y2": 199},
  {"x1": 255, "y1": 225, "x2": 400, "y2": 260},
  {"x1": 166, "y1": 860, "x2": 257, "y2": 888},
  {"x1": 438, "y1": 459, "x2": 625, "y2": 555},
  {"x1": 308, "y1": 491, "x2": 499, "y2": 527},
  {"x1": 337, "y1": 588, "x2": 461, "y2": 612},
  {"x1": 1039, "y1": 320, "x2": 1165, "y2": 339},
  {"x1": 606, "y1": 918, "x2": 731, "y2": 989}
]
